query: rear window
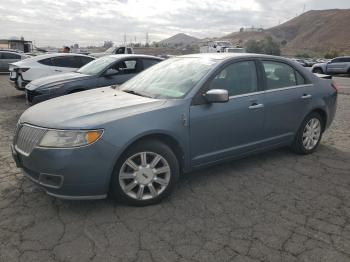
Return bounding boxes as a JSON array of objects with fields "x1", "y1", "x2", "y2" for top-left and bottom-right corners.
[
  {"x1": 262, "y1": 61, "x2": 297, "y2": 89},
  {"x1": 51, "y1": 56, "x2": 82, "y2": 68},
  {"x1": 38, "y1": 58, "x2": 52, "y2": 66},
  {"x1": 142, "y1": 59, "x2": 160, "y2": 69},
  {"x1": 80, "y1": 56, "x2": 94, "y2": 67},
  {"x1": 1, "y1": 52, "x2": 21, "y2": 59}
]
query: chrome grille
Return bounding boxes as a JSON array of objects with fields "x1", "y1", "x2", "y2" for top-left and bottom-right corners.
[{"x1": 15, "y1": 124, "x2": 47, "y2": 156}]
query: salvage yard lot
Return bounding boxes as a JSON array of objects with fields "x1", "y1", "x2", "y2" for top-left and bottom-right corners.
[{"x1": 0, "y1": 74, "x2": 350, "y2": 262}]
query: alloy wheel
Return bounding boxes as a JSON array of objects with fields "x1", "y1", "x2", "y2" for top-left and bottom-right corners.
[
  {"x1": 302, "y1": 118, "x2": 321, "y2": 150},
  {"x1": 119, "y1": 151, "x2": 171, "y2": 200}
]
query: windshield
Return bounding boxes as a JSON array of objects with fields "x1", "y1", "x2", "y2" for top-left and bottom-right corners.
[
  {"x1": 105, "y1": 47, "x2": 115, "y2": 54},
  {"x1": 121, "y1": 57, "x2": 217, "y2": 99},
  {"x1": 77, "y1": 56, "x2": 116, "y2": 75}
]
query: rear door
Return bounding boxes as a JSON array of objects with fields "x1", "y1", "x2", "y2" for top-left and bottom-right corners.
[{"x1": 260, "y1": 60, "x2": 313, "y2": 145}]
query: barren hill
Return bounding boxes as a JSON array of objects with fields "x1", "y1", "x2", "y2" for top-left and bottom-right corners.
[
  {"x1": 222, "y1": 9, "x2": 350, "y2": 55},
  {"x1": 159, "y1": 33, "x2": 199, "y2": 46}
]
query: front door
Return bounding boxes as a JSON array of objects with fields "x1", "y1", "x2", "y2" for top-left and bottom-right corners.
[{"x1": 190, "y1": 60, "x2": 265, "y2": 167}]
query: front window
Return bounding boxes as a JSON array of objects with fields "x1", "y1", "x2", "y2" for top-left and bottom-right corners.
[
  {"x1": 77, "y1": 56, "x2": 116, "y2": 75},
  {"x1": 209, "y1": 61, "x2": 258, "y2": 96},
  {"x1": 121, "y1": 57, "x2": 217, "y2": 99}
]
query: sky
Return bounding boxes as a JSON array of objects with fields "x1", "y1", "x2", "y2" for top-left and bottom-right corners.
[{"x1": 0, "y1": 0, "x2": 349, "y2": 47}]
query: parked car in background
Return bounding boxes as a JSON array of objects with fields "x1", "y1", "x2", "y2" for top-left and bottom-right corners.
[
  {"x1": 292, "y1": 58, "x2": 307, "y2": 67},
  {"x1": 90, "y1": 46, "x2": 134, "y2": 58},
  {"x1": 9, "y1": 53, "x2": 95, "y2": 90},
  {"x1": 0, "y1": 51, "x2": 27, "y2": 72},
  {"x1": 25, "y1": 55, "x2": 162, "y2": 104},
  {"x1": 12, "y1": 53, "x2": 337, "y2": 206},
  {"x1": 312, "y1": 56, "x2": 350, "y2": 75}
]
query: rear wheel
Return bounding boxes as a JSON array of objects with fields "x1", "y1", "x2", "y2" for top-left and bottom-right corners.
[
  {"x1": 291, "y1": 112, "x2": 324, "y2": 154},
  {"x1": 110, "y1": 140, "x2": 179, "y2": 206}
]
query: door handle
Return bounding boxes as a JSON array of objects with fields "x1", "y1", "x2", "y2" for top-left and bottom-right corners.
[
  {"x1": 54, "y1": 69, "x2": 62, "y2": 72},
  {"x1": 301, "y1": 94, "x2": 312, "y2": 99},
  {"x1": 249, "y1": 103, "x2": 264, "y2": 110}
]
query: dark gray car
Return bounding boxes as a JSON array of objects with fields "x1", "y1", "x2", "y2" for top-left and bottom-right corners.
[
  {"x1": 25, "y1": 54, "x2": 162, "y2": 104},
  {"x1": 12, "y1": 53, "x2": 337, "y2": 206}
]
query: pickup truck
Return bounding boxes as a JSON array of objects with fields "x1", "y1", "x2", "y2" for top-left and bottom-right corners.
[
  {"x1": 312, "y1": 56, "x2": 350, "y2": 75},
  {"x1": 90, "y1": 46, "x2": 134, "y2": 58}
]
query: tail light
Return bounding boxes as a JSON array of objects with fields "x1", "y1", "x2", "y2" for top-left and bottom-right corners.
[
  {"x1": 19, "y1": 68, "x2": 30, "y2": 73},
  {"x1": 331, "y1": 80, "x2": 339, "y2": 93}
]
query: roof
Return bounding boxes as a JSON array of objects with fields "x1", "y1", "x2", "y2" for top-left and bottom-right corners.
[
  {"x1": 105, "y1": 54, "x2": 163, "y2": 60},
  {"x1": 176, "y1": 53, "x2": 294, "y2": 63},
  {"x1": 25, "y1": 52, "x2": 95, "y2": 61}
]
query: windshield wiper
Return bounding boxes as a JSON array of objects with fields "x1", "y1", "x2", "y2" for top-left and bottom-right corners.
[{"x1": 122, "y1": 89, "x2": 153, "y2": 98}]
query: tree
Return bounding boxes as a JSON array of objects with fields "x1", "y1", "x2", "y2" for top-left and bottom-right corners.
[
  {"x1": 103, "y1": 40, "x2": 113, "y2": 48},
  {"x1": 246, "y1": 40, "x2": 263, "y2": 53},
  {"x1": 281, "y1": 40, "x2": 287, "y2": 46},
  {"x1": 324, "y1": 50, "x2": 340, "y2": 59},
  {"x1": 246, "y1": 37, "x2": 281, "y2": 56}
]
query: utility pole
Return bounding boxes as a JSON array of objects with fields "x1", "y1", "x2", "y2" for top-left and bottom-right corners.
[
  {"x1": 146, "y1": 32, "x2": 149, "y2": 47},
  {"x1": 123, "y1": 33, "x2": 126, "y2": 45},
  {"x1": 303, "y1": 4, "x2": 306, "y2": 13}
]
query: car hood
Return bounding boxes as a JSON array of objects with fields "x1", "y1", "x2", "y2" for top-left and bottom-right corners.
[
  {"x1": 20, "y1": 87, "x2": 166, "y2": 129},
  {"x1": 312, "y1": 62, "x2": 326, "y2": 68},
  {"x1": 26, "y1": 72, "x2": 93, "y2": 90}
]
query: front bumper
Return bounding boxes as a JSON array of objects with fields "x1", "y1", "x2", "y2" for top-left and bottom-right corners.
[{"x1": 11, "y1": 139, "x2": 119, "y2": 200}]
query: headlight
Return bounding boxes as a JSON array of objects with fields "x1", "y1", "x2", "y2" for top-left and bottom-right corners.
[
  {"x1": 38, "y1": 84, "x2": 64, "y2": 93},
  {"x1": 39, "y1": 129, "x2": 103, "y2": 148}
]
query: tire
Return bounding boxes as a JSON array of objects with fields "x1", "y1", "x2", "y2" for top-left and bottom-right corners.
[
  {"x1": 291, "y1": 112, "x2": 324, "y2": 155},
  {"x1": 110, "y1": 139, "x2": 179, "y2": 206},
  {"x1": 313, "y1": 68, "x2": 323, "y2": 74}
]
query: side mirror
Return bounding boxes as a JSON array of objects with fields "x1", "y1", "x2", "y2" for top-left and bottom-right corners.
[
  {"x1": 104, "y1": 68, "x2": 118, "y2": 76},
  {"x1": 204, "y1": 89, "x2": 229, "y2": 103}
]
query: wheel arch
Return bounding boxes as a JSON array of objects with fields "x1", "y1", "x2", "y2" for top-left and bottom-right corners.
[
  {"x1": 310, "y1": 108, "x2": 328, "y2": 131},
  {"x1": 115, "y1": 132, "x2": 186, "y2": 173}
]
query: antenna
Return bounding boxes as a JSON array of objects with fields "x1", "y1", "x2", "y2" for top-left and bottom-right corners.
[{"x1": 303, "y1": 4, "x2": 306, "y2": 13}]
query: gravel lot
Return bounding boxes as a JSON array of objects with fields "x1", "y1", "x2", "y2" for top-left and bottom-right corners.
[{"x1": 0, "y1": 74, "x2": 350, "y2": 262}]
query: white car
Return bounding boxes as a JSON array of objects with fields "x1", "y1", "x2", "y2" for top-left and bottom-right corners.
[{"x1": 9, "y1": 53, "x2": 95, "y2": 90}]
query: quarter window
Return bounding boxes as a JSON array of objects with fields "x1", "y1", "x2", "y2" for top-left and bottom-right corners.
[
  {"x1": 295, "y1": 71, "x2": 306, "y2": 85},
  {"x1": 209, "y1": 61, "x2": 258, "y2": 96},
  {"x1": 262, "y1": 61, "x2": 297, "y2": 89}
]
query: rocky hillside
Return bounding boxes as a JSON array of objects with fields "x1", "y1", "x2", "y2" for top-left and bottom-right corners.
[
  {"x1": 159, "y1": 33, "x2": 199, "y2": 46},
  {"x1": 222, "y1": 9, "x2": 350, "y2": 55}
]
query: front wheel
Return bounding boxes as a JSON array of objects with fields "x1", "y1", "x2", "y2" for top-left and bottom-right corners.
[
  {"x1": 313, "y1": 68, "x2": 324, "y2": 74},
  {"x1": 291, "y1": 112, "x2": 324, "y2": 154},
  {"x1": 110, "y1": 140, "x2": 179, "y2": 206}
]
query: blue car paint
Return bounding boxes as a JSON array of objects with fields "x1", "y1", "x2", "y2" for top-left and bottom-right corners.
[{"x1": 13, "y1": 53, "x2": 337, "y2": 199}]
